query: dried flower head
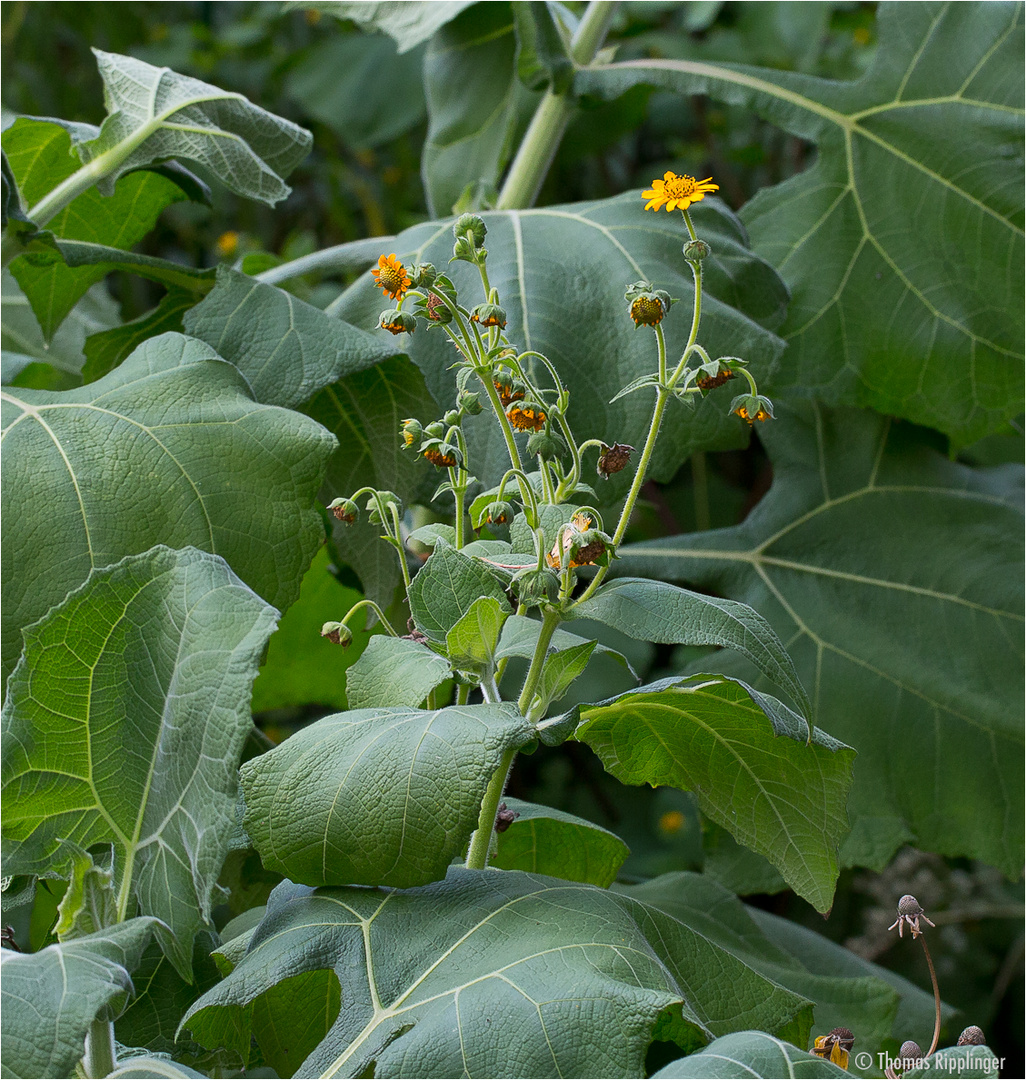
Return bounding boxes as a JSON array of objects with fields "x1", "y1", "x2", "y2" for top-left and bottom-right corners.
[
  {"x1": 494, "y1": 802, "x2": 520, "y2": 833},
  {"x1": 957, "y1": 1026, "x2": 986, "y2": 1046},
  {"x1": 597, "y1": 443, "x2": 634, "y2": 479},
  {"x1": 811, "y1": 1028, "x2": 854, "y2": 1069},
  {"x1": 899, "y1": 1040, "x2": 923, "y2": 1063},
  {"x1": 888, "y1": 894, "x2": 936, "y2": 939}
]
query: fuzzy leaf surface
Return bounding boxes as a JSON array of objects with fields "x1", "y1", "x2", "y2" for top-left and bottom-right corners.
[
  {"x1": 182, "y1": 869, "x2": 814, "y2": 1078},
  {"x1": 1, "y1": 547, "x2": 278, "y2": 976},
  {"x1": 491, "y1": 798, "x2": 630, "y2": 886},
  {"x1": 0, "y1": 331, "x2": 335, "y2": 684},
  {"x1": 183, "y1": 267, "x2": 398, "y2": 409},
  {"x1": 620, "y1": 402, "x2": 1025, "y2": 873},
  {"x1": 652, "y1": 1031, "x2": 848, "y2": 1078},
  {"x1": 576, "y1": 3, "x2": 1025, "y2": 444},
  {"x1": 332, "y1": 193, "x2": 787, "y2": 493},
  {"x1": 345, "y1": 635, "x2": 452, "y2": 710},
  {"x1": 0, "y1": 918, "x2": 160, "y2": 1080},
  {"x1": 240, "y1": 704, "x2": 533, "y2": 887},
  {"x1": 75, "y1": 49, "x2": 312, "y2": 203},
  {"x1": 575, "y1": 675, "x2": 854, "y2": 911}
]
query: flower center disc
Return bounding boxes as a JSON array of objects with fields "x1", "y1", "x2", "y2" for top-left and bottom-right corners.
[{"x1": 665, "y1": 175, "x2": 698, "y2": 199}]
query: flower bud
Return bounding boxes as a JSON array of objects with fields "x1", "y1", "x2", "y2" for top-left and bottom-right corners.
[
  {"x1": 366, "y1": 491, "x2": 401, "y2": 524},
  {"x1": 453, "y1": 213, "x2": 487, "y2": 247},
  {"x1": 513, "y1": 567, "x2": 559, "y2": 607},
  {"x1": 597, "y1": 442, "x2": 634, "y2": 479},
  {"x1": 471, "y1": 302, "x2": 507, "y2": 328},
  {"x1": 379, "y1": 309, "x2": 416, "y2": 335},
  {"x1": 729, "y1": 393, "x2": 774, "y2": 425},
  {"x1": 320, "y1": 621, "x2": 353, "y2": 647},
  {"x1": 899, "y1": 1041, "x2": 923, "y2": 1064},
  {"x1": 527, "y1": 430, "x2": 566, "y2": 460},
  {"x1": 409, "y1": 262, "x2": 437, "y2": 288},
  {"x1": 482, "y1": 500, "x2": 513, "y2": 526},
  {"x1": 457, "y1": 389, "x2": 483, "y2": 416},
  {"x1": 422, "y1": 440, "x2": 462, "y2": 468},
  {"x1": 424, "y1": 421, "x2": 446, "y2": 440},
  {"x1": 443, "y1": 409, "x2": 462, "y2": 428},
  {"x1": 683, "y1": 239, "x2": 710, "y2": 262},
  {"x1": 400, "y1": 418, "x2": 423, "y2": 449},
  {"x1": 493, "y1": 371, "x2": 525, "y2": 406},
  {"x1": 507, "y1": 402, "x2": 546, "y2": 432},
  {"x1": 327, "y1": 497, "x2": 359, "y2": 524}
]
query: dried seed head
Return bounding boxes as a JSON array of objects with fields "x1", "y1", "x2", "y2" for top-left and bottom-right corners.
[
  {"x1": 957, "y1": 1026, "x2": 986, "y2": 1046},
  {"x1": 899, "y1": 1040, "x2": 923, "y2": 1061},
  {"x1": 597, "y1": 442, "x2": 634, "y2": 479},
  {"x1": 888, "y1": 894, "x2": 935, "y2": 938},
  {"x1": 494, "y1": 802, "x2": 520, "y2": 833}
]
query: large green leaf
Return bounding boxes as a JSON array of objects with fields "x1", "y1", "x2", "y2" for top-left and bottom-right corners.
[
  {"x1": 627, "y1": 873, "x2": 947, "y2": 1053},
  {"x1": 0, "y1": 330, "x2": 335, "y2": 686},
  {"x1": 331, "y1": 192, "x2": 788, "y2": 492},
  {"x1": 652, "y1": 1031, "x2": 847, "y2": 1079},
  {"x1": 345, "y1": 634, "x2": 451, "y2": 709},
  {"x1": 906, "y1": 1046, "x2": 1001, "y2": 1080},
  {"x1": 304, "y1": 354, "x2": 439, "y2": 607},
  {"x1": 182, "y1": 869, "x2": 813, "y2": 1078},
  {"x1": 1, "y1": 547, "x2": 278, "y2": 976},
  {"x1": 575, "y1": 676, "x2": 853, "y2": 911},
  {"x1": 240, "y1": 703, "x2": 533, "y2": 887},
  {"x1": 408, "y1": 538, "x2": 512, "y2": 644},
  {"x1": 0, "y1": 918, "x2": 160, "y2": 1080},
  {"x1": 294, "y1": 2, "x2": 475, "y2": 53},
  {"x1": 568, "y1": 576, "x2": 811, "y2": 718},
  {"x1": 69, "y1": 49, "x2": 312, "y2": 204},
  {"x1": 620, "y1": 402, "x2": 1024, "y2": 874},
  {"x1": 445, "y1": 595, "x2": 509, "y2": 681},
  {"x1": 183, "y1": 267, "x2": 398, "y2": 409},
  {"x1": 576, "y1": 2, "x2": 1025, "y2": 445},
  {"x1": 4, "y1": 118, "x2": 187, "y2": 340},
  {"x1": 491, "y1": 798, "x2": 630, "y2": 886},
  {"x1": 422, "y1": 2, "x2": 527, "y2": 215}
]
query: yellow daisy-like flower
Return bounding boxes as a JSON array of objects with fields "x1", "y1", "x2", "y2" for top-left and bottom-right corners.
[
  {"x1": 643, "y1": 172, "x2": 718, "y2": 212},
  {"x1": 372, "y1": 253, "x2": 411, "y2": 300}
]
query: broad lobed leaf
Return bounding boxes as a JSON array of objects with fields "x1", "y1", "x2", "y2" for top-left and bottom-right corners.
[
  {"x1": 1, "y1": 546, "x2": 278, "y2": 976},
  {"x1": 620, "y1": 401, "x2": 1025, "y2": 874},
  {"x1": 182, "y1": 868, "x2": 814, "y2": 1078},
  {"x1": 0, "y1": 330, "x2": 336, "y2": 684},
  {"x1": 576, "y1": 2, "x2": 1025, "y2": 445}
]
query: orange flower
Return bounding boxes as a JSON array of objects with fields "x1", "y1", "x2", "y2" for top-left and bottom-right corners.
[
  {"x1": 372, "y1": 253, "x2": 411, "y2": 300},
  {"x1": 642, "y1": 172, "x2": 718, "y2": 212},
  {"x1": 507, "y1": 403, "x2": 546, "y2": 432}
]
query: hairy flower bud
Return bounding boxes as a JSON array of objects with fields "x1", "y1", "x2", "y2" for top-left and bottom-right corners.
[
  {"x1": 730, "y1": 393, "x2": 774, "y2": 425},
  {"x1": 443, "y1": 409, "x2": 462, "y2": 428},
  {"x1": 471, "y1": 302, "x2": 507, "y2": 328},
  {"x1": 409, "y1": 262, "x2": 437, "y2": 288},
  {"x1": 527, "y1": 430, "x2": 566, "y2": 460},
  {"x1": 683, "y1": 239, "x2": 710, "y2": 262},
  {"x1": 482, "y1": 500, "x2": 513, "y2": 526},
  {"x1": 320, "y1": 621, "x2": 353, "y2": 647},
  {"x1": 379, "y1": 308, "x2": 416, "y2": 335},
  {"x1": 454, "y1": 213, "x2": 487, "y2": 247},
  {"x1": 457, "y1": 389, "x2": 483, "y2": 416},
  {"x1": 400, "y1": 418, "x2": 424, "y2": 449},
  {"x1": 422, "y1": 440, "x2": 462, "y2": 468},
  {"x1": 327, "y1": 497, "x2": 359, "y2": 524}
]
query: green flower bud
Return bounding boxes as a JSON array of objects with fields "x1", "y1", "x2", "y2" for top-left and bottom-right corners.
[
  {"x1": 457, "y1": 389, "x2": 483, "y2": 415},
  {"x1": 470, "y1": 302, "x2": 506, "y2": 328},
  {"x1": 409, "y1": 262, "x2": 437, "y2": 288},
  {"x1": 729, "y1": 393, "x2": 774, "y2": 425},
  {"x1": 453, "y1": 213, "x2": 487, "y2": 247},
  {"x1": 366, "y1": 491, "x2": 402, "y2": 523},
  {"x1": 683, "y1": 239, "x2": 710, "y2": 262},
  {"x1": 526, "y1": 430, "x2": 566, "y2": 460},
  {"x1": 482, "y1": 500, "x2": 513, "y2": 526},
  {"x1": 327, "y1": 497, "x2": 359, "y2": 524},
  {"x1": 320, "y1": 621, "x2": 353, "y2": 646},
  {"x1": 424, "y1": 421, "x2": 446, "y2": 440},
  {"x1": 379, "y1": 309, "x2": 416, "y2": 335},
  {"x1": 513, "y1": 567, "x2": 559, "y2": 608},
  {"x1": 443, "y1": 409, "x2": 462, "y2": 428},
  {"x1": 400, "y1": 417, "x2": 424, "y2": 449}
]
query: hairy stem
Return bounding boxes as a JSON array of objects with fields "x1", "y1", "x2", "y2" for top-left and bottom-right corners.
[
  {"x1": 517, "y1": 606, "x2": 561, "y2": 715},
  {"x1": 496, "y1": 0, "x2": 618, "y2": 210},
  {"x1": 83, "y1": 1018, "x2": 116, "y2": 1079},
  {"x1": 465, "y1": 745, "x2": 517, "y2": 870}
]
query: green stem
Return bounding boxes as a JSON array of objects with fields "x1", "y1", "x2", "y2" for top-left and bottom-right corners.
[
  {"x1": 574, "y1": 389, "x2": 669, "y2": 606},
  {"x1": 341, "y1": 600, "x2": 399, "y2": 637},
  {"x1": 478, "y1": 372, "x2": 527, "y2": 481},
  {"x1": 517, "y1": 606, "x2": 561, "y2": 715},
  {"x1": 496, "y1": 0, "x2": 618, "y2": 209},
  {"x1": 465, "y1": 745, "x2": 517, "y2": 870},
  {"x1": 456, "y1": 683, "x2": 471, "y2": 706},
  {"x1": 656, "y1": 323, "x2": 667, "y2": 384},
  {"x1": 453, "y1": 482, "x2": 467, "y2": 548},
  {"x1": 389, "y1": 503, "x2": 412, "y2": 593},
  {"x1": 83, "y1": 1018, "x2": 116, "y2": 1079}
]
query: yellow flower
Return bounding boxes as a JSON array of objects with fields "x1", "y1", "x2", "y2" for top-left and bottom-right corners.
[
  {"x1": 812, "y1": 1029, "x2": 854, "y2": 1070},
  {"x1": 643, "y1": 172, "x2": 718, "y2": 212},
  {"x1": 215, "y1": 231, "x2": 240, "y2": 258},
  {"x1": 372, "y1": 253, "x2": 411, "y2": 300}
]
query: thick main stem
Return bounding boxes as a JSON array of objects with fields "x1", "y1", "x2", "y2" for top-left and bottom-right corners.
[
  {"x1": 496, "y1": 1, "x2": 618, "y2": 210},
  {"x1": 83, "y1": 1018, "x2": 116, "y2": 1078},
  {"x1": 517, "y1": 606, "x2": 561, "y2": 715},
  {"x1": 465, "y1": 745, "x2": 517, "y2": 870}
]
